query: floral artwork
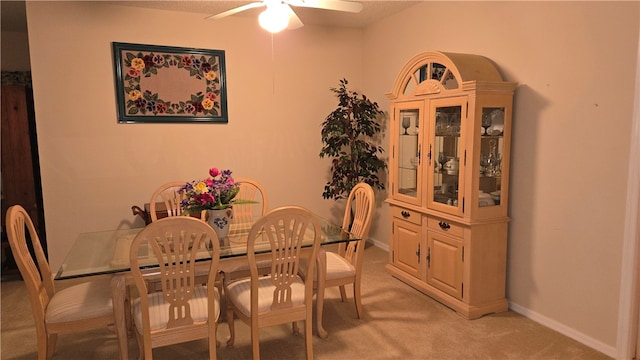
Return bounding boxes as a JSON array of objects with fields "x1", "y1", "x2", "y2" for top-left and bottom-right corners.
[
  {"x1": 125, "y1": 53, "x2": 220, "y2": 116},
  {"x1": 112, "y1": 42, "x2": 228, "y2": 123}
]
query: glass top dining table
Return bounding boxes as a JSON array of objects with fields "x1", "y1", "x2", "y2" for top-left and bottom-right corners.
[
  {"x1": 54, "y1": 212, "x2": 356, "y2": 360},
  {"x1": 55, "y1": 213, "x2": 354, "y2": 280}
]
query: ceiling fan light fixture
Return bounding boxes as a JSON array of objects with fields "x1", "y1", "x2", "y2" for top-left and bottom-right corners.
[{"x1": 258, "y1": 3, "x2": 290, "y2": 33}]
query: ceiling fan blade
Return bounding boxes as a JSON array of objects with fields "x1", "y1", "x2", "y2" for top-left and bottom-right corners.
[
  {"x1": 284, "y1": 5, "x2": 305, "y2": 30},
  {"x1": 205, "y1": 2, "x2": 266, "y2": 20},
  {"x1": 287, "y1": 0, "x2": 363, "y2": 13}
]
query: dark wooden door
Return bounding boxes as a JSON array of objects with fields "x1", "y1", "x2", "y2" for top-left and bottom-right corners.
[{"x1": 1, "y1": 85, "x2": 46, "y2": 275}]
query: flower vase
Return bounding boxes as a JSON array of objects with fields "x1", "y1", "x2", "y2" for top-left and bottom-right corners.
[{"x1": 207, "y1": 208, "x2": 233, "y2": 240}]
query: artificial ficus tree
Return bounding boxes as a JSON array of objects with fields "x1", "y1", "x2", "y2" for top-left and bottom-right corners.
[{"x1": 320, "y1": 79, "x2": 387, "y2": 200}]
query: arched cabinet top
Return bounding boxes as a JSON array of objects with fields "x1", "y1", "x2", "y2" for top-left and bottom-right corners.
[{"x1": 386, "y1": 51, "x2": 506, "y2": 100}]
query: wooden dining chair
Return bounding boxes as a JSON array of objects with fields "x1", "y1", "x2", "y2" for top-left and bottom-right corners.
[
  {"x1": 221, "y1": 178, "x2": 269, "y2": 282},
  {"x1": 228, "y1": 178, "x2": 268, "y2": 236},
  {"x1": 129, "y1": 216, "x2": 221, "y2": 360},
  {"x1": 5, "y1": 205, "x2": 115, "y2": 360},
  {"x1": 149, "y1": 181, "x2": 206, "y2": 222},
  {"x1": 299, "y1": 182, "x2": 375, "y2": 338},
  {"x1": 224, "y1": 206, "x2": 321, "y2": 360}
]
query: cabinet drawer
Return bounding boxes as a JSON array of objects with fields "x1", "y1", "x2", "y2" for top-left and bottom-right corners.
[
  {"x1": 427, "y1": 217, "x2": 464, "y2": 238},
  {"x1": 391, "y1": 207, "x2": 422, "y2": 226}
]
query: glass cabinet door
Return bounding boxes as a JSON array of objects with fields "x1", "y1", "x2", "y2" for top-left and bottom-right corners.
[
  {"x1": 393, "y1": 102, "x2": 423, "y2": 206},
  {"x1": 478, "y1": 106, "x2": 506, "y2": 209},
  {"x1": 428, "y1": 99, "x2": 466, "y2": 215}
]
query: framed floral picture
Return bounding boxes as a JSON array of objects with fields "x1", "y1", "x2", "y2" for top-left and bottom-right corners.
[{"x1": 112, "y1": 42, "x2": 228, "y2": 123}]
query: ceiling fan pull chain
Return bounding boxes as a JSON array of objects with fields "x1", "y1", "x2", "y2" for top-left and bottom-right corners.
[{"x1": 271, "y1": 33, "x2": 276, "y2": 94}]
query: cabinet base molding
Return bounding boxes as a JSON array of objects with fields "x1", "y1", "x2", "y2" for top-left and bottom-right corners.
[{"x1": 386, "y1": 264, "x2": 508, "y2": 320}]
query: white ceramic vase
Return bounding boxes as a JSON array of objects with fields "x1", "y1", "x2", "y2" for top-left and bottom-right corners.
[{"x1": 207, "y1": 208, "x2": 233, "y2": 240}]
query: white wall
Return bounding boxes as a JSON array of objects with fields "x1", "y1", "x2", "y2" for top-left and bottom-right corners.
[
  {"x1": 25, "y1": 1, "x2": 363, "y2": 273},
  {"x1": 362, "y1": 1, "x2": 639, "y2": 356}
]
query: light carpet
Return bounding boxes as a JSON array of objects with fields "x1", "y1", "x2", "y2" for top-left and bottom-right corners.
[{"x1": 1, "y1": 245, "x2": 611, "y2": 359}]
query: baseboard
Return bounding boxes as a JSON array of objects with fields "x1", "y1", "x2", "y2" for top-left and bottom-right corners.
[
  {"x1": 367, "y1": 237, "x2": 389, "y2": 252},
  {"x1": 369, "y1": 243, "x2": 617, "y2": 358},
  {"x1": 509, "y1": 302, "x2": 616, "y2": 358}
]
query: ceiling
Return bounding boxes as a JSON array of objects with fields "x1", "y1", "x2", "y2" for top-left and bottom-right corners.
[{"x1": 1, "y1": 1, "x2": 421, "y2": 32}]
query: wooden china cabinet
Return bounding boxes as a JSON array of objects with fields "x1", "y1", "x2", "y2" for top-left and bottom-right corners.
[{"x1": 385, "y1": 51, "x2": 517, "y2": 319}]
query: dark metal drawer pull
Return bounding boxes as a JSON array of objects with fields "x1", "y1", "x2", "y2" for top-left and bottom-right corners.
[
  {"x1": 401, "y1": 211, "x2": 410, "y2": 218},
  {"x1": 438, "y1": 221, "x2": 450, "y2": 230}
]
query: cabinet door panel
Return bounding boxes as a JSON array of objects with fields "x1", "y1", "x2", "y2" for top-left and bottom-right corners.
[
  {"x1": 428, "y1": 98, "x2": 467, "y2": 216},
  {"x1": 391, "y1": 101, "x2": 424, "y2": 206},
  {"x1": 427, "y1": 233, "x2": 463, "y2": 299},
  {"x1": 392, "y1": 219, "x2": 422, "y2": 279},
  {"x1": 471, "y1": 95, "x2": 514, "y2": 220}
]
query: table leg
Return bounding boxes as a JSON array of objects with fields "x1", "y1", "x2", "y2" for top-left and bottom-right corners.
[
  {"x1": 316, "y1": 249, "x2": 328, "y2": 339},
  {"x1": 111, "y1": 275, "x2": 129, "y2": 360}
]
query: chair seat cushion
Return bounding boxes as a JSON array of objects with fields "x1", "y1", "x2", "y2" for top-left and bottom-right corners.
[
  {"x1": 299, "y1": 252, "x2": 356, "y2": 281},
  {"x1": 226, "y1": 276, "x2": 306, "y2": 317},
  {"x1": 133, "y1": 285, "x2": 220, "y2": 332},
  {"x1": 46, "y1": 277, "x2": 113, "y2": 324},
  {"x1": 325, "y1": 252, "x2": 356, "y2": 280}
]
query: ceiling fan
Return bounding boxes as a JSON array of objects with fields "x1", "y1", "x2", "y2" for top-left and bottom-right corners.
[{"x1": 206, "y1": 0, "x2": 363, "y2": 33}]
